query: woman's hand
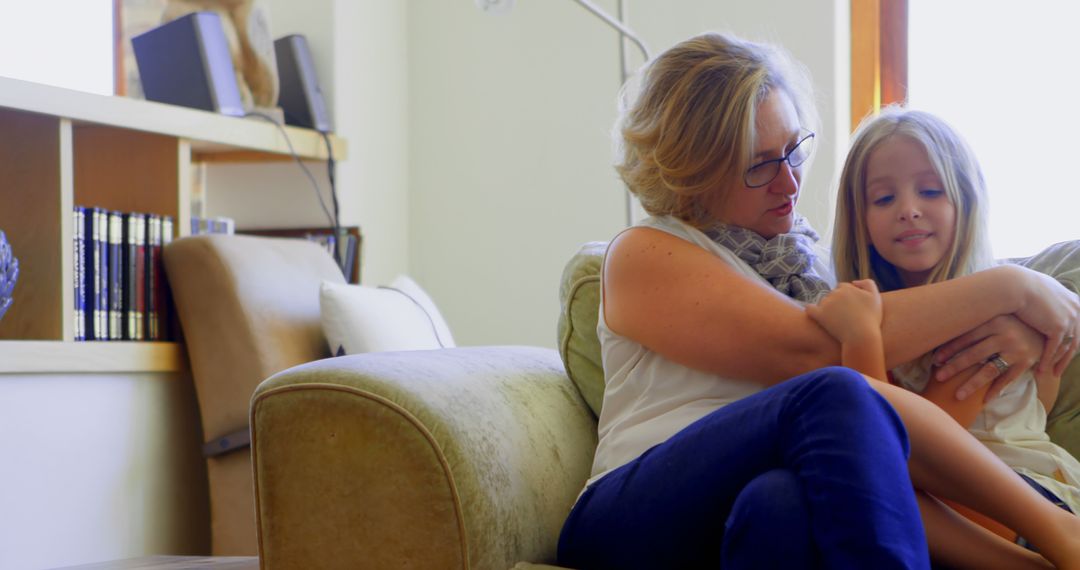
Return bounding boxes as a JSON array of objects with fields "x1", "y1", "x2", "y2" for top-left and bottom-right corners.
[
  {"x1": 806, "y1": 280, "x2": 882, "y2": 343},
  {"x1": 931, "y1": 315, "x2": 1045, "y2": 401},
  {"x1": 1010, "y1": 266, "x2": 1080, "y2": 373}
]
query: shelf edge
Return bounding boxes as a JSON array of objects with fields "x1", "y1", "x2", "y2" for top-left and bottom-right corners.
[{"x1": 0, "y1": 341, "x2": 187, "y2": 374}]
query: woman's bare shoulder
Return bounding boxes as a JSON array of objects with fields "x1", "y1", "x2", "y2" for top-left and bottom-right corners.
[{"x1": 606, "y1": 225, "x2": 717, "y2": 277}]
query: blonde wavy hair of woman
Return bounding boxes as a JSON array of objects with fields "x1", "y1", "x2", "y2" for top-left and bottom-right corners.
[
  {"x1": 832, "y1": 107, "x2": 994, "y2": 291},
  {"x1": 616, "y1": 32, "x2": 819, "y2": 228}
]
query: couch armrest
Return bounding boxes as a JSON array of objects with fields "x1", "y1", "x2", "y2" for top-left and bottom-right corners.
[{"x1": 251, "y1": 346, "x2": 597, "y2": 570}]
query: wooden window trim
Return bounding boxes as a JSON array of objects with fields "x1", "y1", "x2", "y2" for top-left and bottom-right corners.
[{"x1": 851, "y1": 0, "x2": 908, "y2": 130}]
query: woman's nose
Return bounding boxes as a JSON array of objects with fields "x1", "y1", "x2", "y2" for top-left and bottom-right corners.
[{"x1": 770, "y1": 161, "x2": 799, "y2": 196}]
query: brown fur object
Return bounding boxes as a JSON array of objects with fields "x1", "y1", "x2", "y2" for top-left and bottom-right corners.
[{"x1": 162, "y1": 0, "x2": 279, "y2": 110}]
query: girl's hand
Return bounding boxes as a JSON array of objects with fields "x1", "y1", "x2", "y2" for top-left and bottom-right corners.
[
  {"x1": 931, "y1": 315, "x2": 1044, "y2": 401},
  {"x1": 1011, "y1": 266, "x2": 1080, "y2": 374},
  {"x1": 806, "y1": 280, "x2": 882, "y2": 343}
]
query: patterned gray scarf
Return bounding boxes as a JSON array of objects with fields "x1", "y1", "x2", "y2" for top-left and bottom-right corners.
[{"x1": 704, "y1": 215, "x2": 832, "y2": 303}]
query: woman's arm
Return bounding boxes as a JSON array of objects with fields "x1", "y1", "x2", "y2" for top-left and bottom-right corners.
[
  {"x1": 932, "y1": 315, "x2": 1071, "y2": 403},
  {"x1": 603, "y1": 228, "x2": 837, "y2": 385},
  {"x1": 604, "y1": 227, "x2": 1079, "y2": 386}
]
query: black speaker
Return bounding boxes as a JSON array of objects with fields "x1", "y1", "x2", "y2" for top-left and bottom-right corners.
[
  {"x1": 132, "y1": 12, "x2": 245, "y2": 117},
  {"x1": 275, "y1": 34, "x2": 332, "y2": 132}
]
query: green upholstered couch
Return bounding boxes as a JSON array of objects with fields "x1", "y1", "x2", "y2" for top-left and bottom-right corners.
[{"x1": 248, "y1": 239, "x2": 1080, "y2": 570}]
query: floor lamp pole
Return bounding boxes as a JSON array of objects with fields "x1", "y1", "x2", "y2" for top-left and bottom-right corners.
[{"x1": 567, "y1": 0, "x2": 650, "y2": 227}]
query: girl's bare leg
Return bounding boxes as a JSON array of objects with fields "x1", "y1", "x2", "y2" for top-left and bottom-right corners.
[
  {"x1": 865, "y1": 377, "x2": 1080, "y2": 569},
  {"x1": 916, "y1": 491, "x2": 1051, "y2": 569},
  {"x1": 941, "y1": 498, "x2": 1016, "y2": 542}
]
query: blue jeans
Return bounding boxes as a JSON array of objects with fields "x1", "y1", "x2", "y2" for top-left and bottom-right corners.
[{"x1": 557, "y1": 366, "x2": 930, "y2": 569}]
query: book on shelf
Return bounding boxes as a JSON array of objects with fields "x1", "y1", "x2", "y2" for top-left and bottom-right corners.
[
  {"x1": 190, "y1": 215, "x2": 235, "y2": 236},
  {"x1": 82, "y1": 207, "x2": 109, "y2": 341},
  {"x1": 73, "y1": 207, "x2": 86, "y2": 341},
  {"x1": 239, "y1": 226, "x2": 362, "y2": 284},
  {"x1": 124, "y1": 213, "x2": 147, "y2": 341},
  {"x1": 108, "y1": 211, "x2": 124, "y2": 341},
  {"x1": 147, "y1": 215, "x2": 167, "y2": 341},
  {"x1": 160, "y1": 216, "x2": 174, "y2": 339},
  {"x1": 74, "y1": 206, "x2": 172, "y2": 342}
]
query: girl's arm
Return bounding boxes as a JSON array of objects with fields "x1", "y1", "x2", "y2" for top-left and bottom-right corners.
[
  {"x1": 919, "y1": 365, "x2": 992, "y2": 428},
  {"x1": 604, "y1": 227, "x2": 1080, "y2": 386},
  {"x1": 805, "y1": 280, "x2": 887, "y2": 381}
]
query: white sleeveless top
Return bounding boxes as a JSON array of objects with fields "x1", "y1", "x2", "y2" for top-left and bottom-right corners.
[
  {"x1": 589, "y1": 215, "x2": 836, "y2": 484},
  {"x1": 893, "y1": 357, "x2": 1080, "y2": 512}
]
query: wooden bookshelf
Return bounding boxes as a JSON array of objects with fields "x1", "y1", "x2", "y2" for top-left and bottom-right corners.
[
  {"x1": 0, "y1": 76, "x2": 346, "y2": 371},
  {"x1": 0, "y1": 341, "x2": 186, "y2": 373},
  {"x1": 239, "y1": 226, "x2": 363, "y2": 284}
]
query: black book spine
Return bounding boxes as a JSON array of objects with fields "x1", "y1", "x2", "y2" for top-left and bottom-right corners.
[
  {"x1": 108, "y1": 211, "x2": 124, "y2": 340},
  {"x1": 343, "y1": 234, "x2": 357, "y2": 284},
  {"x1": 84, "y1": 208, "x2": 99, "y2": 340},
  {"x1": 160, "y1": 216, "x2": 174, "y2": 341},
  {"x1": 146, "y1": 214, "x2": 162, "y2": 341},
  {"x1": 73, "y1": 207, "x2": 85, "y2": 341},
  {"x1": 96, "y1": 208, "x2": 109, "y2": 341},
  {"x1": 123, "y1": 213, "x2": 146, "y2": 341}
]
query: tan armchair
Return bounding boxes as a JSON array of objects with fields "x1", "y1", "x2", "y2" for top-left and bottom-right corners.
[{"x1": 164, "y1": 235, "x2": 346, "y2": 555}]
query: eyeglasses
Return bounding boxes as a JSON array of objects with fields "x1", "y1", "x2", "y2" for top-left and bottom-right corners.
[{"x1": 744, "y1": 131, "x2": 816, "y2": 188}]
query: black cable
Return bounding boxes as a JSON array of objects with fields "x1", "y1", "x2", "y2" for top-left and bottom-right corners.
[
  {"x1": 243, "y1": 111, "x2": 337, "y2": 231},
  {"x1": 319, "y1": 130, "x2": 343, "y2": 266},
  {"x1": 320, "y1": 130, "x2": 340, "y2": 230},
  {"x1": 377, "y1": 286, "x2": 446, "y2": 348}
]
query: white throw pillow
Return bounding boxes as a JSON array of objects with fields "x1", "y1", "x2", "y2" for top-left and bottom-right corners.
[
  {"x1": 320, "y1": 276, "x2": 456, "y2": 356},
  {"x1": 386, "y1": 275, "x2": 456, "y2": 348}
]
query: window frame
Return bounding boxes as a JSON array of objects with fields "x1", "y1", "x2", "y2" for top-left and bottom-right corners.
[{"x1": 851, "y1": 0, "x2": 908, "y2": 131}]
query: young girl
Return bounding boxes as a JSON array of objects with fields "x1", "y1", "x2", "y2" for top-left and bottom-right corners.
[{"x1": 822, "y1": 106, "x2": 1080, "y2": 551}]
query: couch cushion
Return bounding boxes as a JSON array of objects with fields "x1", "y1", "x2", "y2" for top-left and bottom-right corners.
[
  {"x1": 557, "y1": 242, "x2": 607, "y2": 418},
  {"x1": 1009, "y1": 240, "x2": 1080, "y2": 460}
]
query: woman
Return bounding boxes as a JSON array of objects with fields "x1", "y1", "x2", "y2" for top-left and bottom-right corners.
[{"x1": 556, "y1": 32, "x2": 1080, "y2": 569}]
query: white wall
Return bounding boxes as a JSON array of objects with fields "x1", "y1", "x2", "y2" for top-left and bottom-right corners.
[
  {"x1": 0, "y1": 372, "x2": 208, "y2": 569},
  {"x1": 212, "y1": 1, "x2": 849, "y2": 348},
  {"x1": 406, "y1": 0, "x2": 850, "y2": 348},
  {"x1": 210, "y1": 0, "x2": 411, "y2": 286}
]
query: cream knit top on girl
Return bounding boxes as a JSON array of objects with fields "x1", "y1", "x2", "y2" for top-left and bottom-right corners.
[
  {"x1": 892, "y1": 357, "x2": 1080, "y2": 512},
  {"x1": 589, "y1": 215, "x2": 836, "y2": 485}
]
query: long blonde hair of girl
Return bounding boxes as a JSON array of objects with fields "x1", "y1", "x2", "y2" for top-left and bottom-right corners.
[{"x1": 832, "y1": 107, "x2": 994, "y2": 291}]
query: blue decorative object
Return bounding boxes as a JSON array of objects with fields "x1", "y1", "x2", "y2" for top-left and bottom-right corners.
[{"x1": 0, "y1": 231, "x2": 18, "y2": 322}]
